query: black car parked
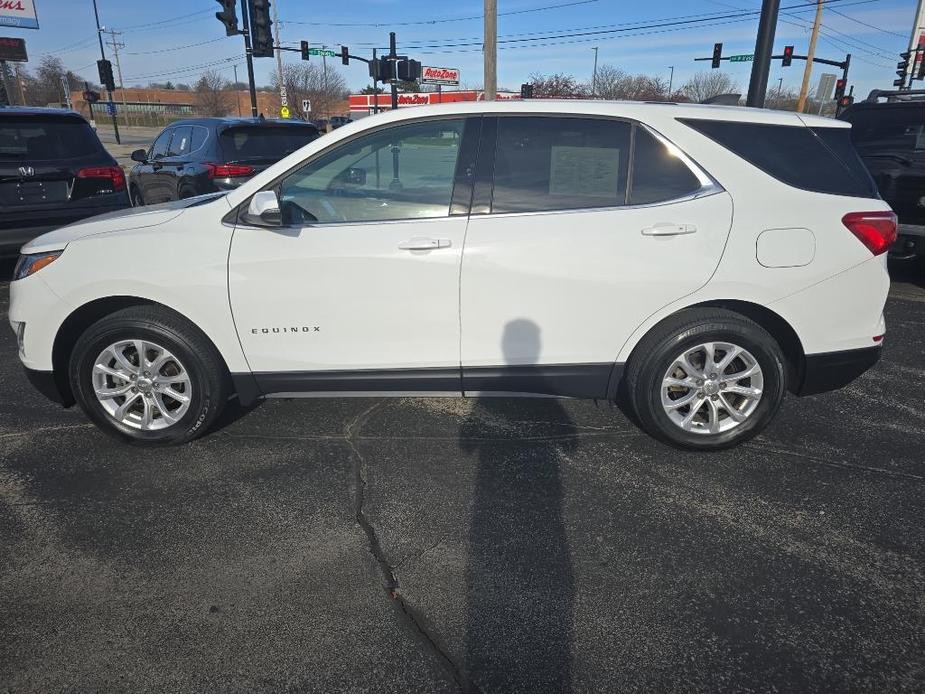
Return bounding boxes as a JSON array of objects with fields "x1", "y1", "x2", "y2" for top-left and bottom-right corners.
[
  {"x1": 128, "y1": 117, "x2": 320, "y2": 206},
  {"x1": 0, "y1": 107, "x2": 129, "y2": 257},
  {"x1": 840, "y1": 91, "x2": 925, "y2": 260}
]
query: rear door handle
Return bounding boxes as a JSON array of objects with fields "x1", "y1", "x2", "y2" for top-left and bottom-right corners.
[
  {"x1": 398, "y1": 237, "x2": 451, "y2": 250},
  {"x1": 641, "y1": 223, "x2": 697, "y2": 236}
]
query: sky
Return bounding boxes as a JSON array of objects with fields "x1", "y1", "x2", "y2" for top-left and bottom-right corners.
[{"x1": 9, "y1": 0, "x2": 917, "y2": 100}]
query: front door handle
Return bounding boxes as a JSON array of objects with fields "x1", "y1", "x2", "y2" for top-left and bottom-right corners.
[
  {"x1": 398, "y1": 237, "x2": 451, "y2": 250},
  {"x1": 641, "y1": 223, "x2": 697, "y2": 236}
]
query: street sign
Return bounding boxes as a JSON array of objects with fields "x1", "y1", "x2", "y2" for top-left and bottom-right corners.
[
  {"x1": 307, "y1": 48, "x2": 336, "y2": 57},
  {"x1": 105, "y1": 101, "x2": 117, "y2": 116},
  {"x1": 302, "y1": 99, "x2": 311, "y2": 113},
  {"x1": 420, "y1": 66, "x2": 460, "y2": 85},
  {"x1": 729, "y1": 54, "x2": 754, "y2": 63},
  {"x1": 0, "y1": 36, "x2": 27, "y2": 61},
  {"x1": 279, "y1": 105, "x2": 290, "y2": 119},
  {"x1": 0, "y1": 0, "x2": 38, "y2": 30},
  {"x1": 815, "y1": 73, "x2": 837, "y2": 101}
]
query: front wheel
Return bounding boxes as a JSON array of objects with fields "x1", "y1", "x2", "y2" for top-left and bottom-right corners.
[
  {"x1": 624, "y1": 308, "x2": 786, "y2": 451},
  {"x1": 69, "y1": 306, "x2": 229, "y2": 446}
]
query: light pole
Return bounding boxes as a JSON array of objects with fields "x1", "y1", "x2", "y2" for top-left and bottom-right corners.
[
  {"x1": 667, "y1": 65, "x2": 674, "y2": 99},
  {"x1": 91, "y1": 0, "x2": 120, "y2": 143},
  {"x1": 591, "y1": 46, "x2": 599, "y2": 97},
  {"x1": 233, "y1": 64, "x2": 242, "y2": 116}
]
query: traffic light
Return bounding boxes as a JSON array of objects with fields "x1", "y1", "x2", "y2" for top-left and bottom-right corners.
[
  {"x1": 82, "y1": 89, "x2": 100, "y2": 104},
  {"x1": 214, "y1": 0, "x2": 238, "y2": 36},
  {"x1": 520, "y1": 83, "x2": 533, "y2": 99},
  {"x1": 895, "y1": 51, "x2": 911, "y2": 88},
  {"x1": 834, "y1": 78, "x2": 846, "y2": 101},
  {"x1": 341, "y1": 46, "x2": 349, "y2": 66},
  {"x1": 782, "y1": 45, "x2": 794, "y2": 67},
  {"x1": 249, "y1": 0, "x2": 274, "y2": 58},
  {"x1": 300, "y1": 40, "x2": 310, "y2": 61},
  {"x1": 368, "y1": 59, "x2": 395, "y2": 82},
  {"x1": 396, "y1": 59, "x2": 421, "y2": 82},
  {"x1": 97, "y1": 59, "x2": 115, "y2": 91},
  {"x1": 838, "y1": 95, "x2": 853, "y2": 108},
  {"x1": 711, "y1": 42, "x2": 723, "y2": 69}
]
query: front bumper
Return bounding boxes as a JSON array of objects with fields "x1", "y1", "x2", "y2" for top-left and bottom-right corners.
[{"x1": 797, "y1": 345, "x2": 882, "y2": 396}]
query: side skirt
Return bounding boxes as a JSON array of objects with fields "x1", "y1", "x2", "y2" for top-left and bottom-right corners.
[{"x1": 233, "y1": 363, "x2": 623, "y2": 405}]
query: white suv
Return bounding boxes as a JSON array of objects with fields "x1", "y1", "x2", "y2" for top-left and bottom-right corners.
[{"x1": 8, "y1": 101, "x2": 894, "y2": 450}]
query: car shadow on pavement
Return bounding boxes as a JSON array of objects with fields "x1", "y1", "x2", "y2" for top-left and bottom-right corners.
[{"x1": 461, "y1": 319, "x2": 575, "y2": 691}]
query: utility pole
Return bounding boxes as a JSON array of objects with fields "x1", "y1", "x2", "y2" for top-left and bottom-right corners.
[
  {"x1": 14, "y1": 63, "x2": 25, "y2": 105},
  {"x1": 484, "y1": 0, "x2": 497, "y2": 100},
  {"x1": 103, "y1": 29, "x2": 128, "y2": 125},
  {"x1": 796, "y1": 0, "x2": 823, "y2": 112},
  {"x1": 777, "y1": 76, "x2": 783, "y2": 100},
  {"x1": 668, "y1": 65, "x2": 675, "y2": 98},
  {"x1": 746, "y1": 0, "x2": 781, "y2": 107},
  {"x1": 91, "y1": 0, "x2": 120, "y2": 143},
  {"x1": 372, "y1": 48, "x2": 379, "y2": 114},
  {"x1": 591, "y1": 46, "x2": 599, "y2": 97},
  {"x1": 233, "y1": 64, "x2": 242, "y2": 116},
  {"x1": 239, "y1": 0, "x2": 259, "y2": 117},
  {"x1": 61, "y1": 75, "x2": 72, "y2": 109},
  {"x1": 272, "y1": 0, "x2": 286, "y2": 114}
]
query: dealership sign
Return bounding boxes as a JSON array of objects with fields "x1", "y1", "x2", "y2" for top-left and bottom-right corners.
[
  {"x1": 0, "y1": 0, "x2": 38, "y2": 30},
  {"x1": 420, "y1": 66, "x2": 460, "y2": 85}
]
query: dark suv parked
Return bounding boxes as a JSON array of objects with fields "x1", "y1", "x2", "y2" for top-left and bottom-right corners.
[
  {"x1": 840, "y1": 91, "x2": 925, "y2": 260},
  {"x1": 128, "y1": 117, "x2": 320, "y2": 206},
  {"x1": 0, "y1": 107, "x2": 129, "y2": 257}
]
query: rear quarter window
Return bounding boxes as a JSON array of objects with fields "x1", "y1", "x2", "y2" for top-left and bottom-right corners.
[{"x1": 680, "y1": 118, "x2": 878, "y2": 198}]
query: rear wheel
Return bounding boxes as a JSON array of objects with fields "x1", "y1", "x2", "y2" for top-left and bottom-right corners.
[
  {"x1": 625, "y1": 308, "x2": 786, "y2": 450},
  {"x1": 69, "y1": 306, "x2": 228, "y2": 445},
  {"x1": 130, "y1": 185, "x2": 144, "y2": 207}
]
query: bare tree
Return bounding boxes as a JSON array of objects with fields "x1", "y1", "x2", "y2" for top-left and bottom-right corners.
[
  {"x1": 681, "y1": 71, "x2": 740, "y2": 104},
  {"x1": 272, "y1": 63, "x2": 348, "y2": 119},
  {"x1": 529, "y1": 72, "x2": 587, "y2": 98},
  {"x1": 195, "y1": 69, "x2": 232, "y2": 116},
  {"x1": 19, "y1": 56, "x2": 86, "y2": 107}
]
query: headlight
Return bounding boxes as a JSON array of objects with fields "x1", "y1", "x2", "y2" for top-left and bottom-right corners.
[{"x1": 13, "y1": 250, "x2": 63, "y2": 281}]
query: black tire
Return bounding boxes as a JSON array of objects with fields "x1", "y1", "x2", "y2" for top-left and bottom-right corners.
[
  {"x1": 130, "y1": 185, "x2": 144, "y2": 207},
  {"x1": 69, "y1": 306, "x2": 229, "y2": 446},
  {"x1": 624, "y1": 308, "x2": 786, "y2": 451}
]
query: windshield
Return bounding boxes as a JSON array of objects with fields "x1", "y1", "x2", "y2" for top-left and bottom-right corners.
[
  {"x1": 0, "y1": 117, "x2": 102, "y2": 160},
  {"x1": 844, "y1": 109, "x2": 925, "y2": 154},
  {"x1": 219, "y1": 125, "x2": 319, "y2": 163}
]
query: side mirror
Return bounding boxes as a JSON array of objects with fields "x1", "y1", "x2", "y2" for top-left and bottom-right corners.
[
  {"x1": 243, "y1": 190, "x2": 282, "y2": 227},
  {"x1": 345, "y1": 167, "x2": 366, "y2": 186},
  {"x1": 130, "y1": 149, "x2": 147, "y2": 163}
]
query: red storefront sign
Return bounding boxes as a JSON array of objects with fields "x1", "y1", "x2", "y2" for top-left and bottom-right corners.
[{"x1": 348, "y1": 90, "x2": 520, "y2": 113}]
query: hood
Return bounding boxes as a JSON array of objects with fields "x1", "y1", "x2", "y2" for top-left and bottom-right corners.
[{"x1": 21, "y1": 193, "x2": 228, "y2": 254}]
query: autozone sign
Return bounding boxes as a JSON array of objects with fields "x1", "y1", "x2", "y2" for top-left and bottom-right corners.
[{"x1": 421, "y1": 66, "x2": 460, "y2": 85}]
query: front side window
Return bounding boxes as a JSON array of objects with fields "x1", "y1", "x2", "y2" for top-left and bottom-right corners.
[
  {"x1": 166, "y1": 126, "x2": 192, "y2": 157},
  {"x1": 491, "y1": 116, "x2": 631, "y2": 213},
  {"x1": 277, "y1": 118, "x2": 466, "y2": 224},
  {"x1": 149, "y1": 131, "x2": 171, "y2": 160}
]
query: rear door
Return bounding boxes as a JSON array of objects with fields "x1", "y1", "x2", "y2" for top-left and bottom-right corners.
[{"x1": 459, "y1": 115, "x2": 733, "y2": 397}]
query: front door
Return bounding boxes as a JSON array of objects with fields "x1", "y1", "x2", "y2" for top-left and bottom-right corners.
[
  {"x1": 228, "y1": 116, "x2": 480, "y2": 394},
  {"x1": 460, "y1": 115, "x2": 733, "y2": 397}
]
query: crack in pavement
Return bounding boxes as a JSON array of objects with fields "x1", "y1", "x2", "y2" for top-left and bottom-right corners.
[
  {"x1": 746, "y1": 439, "x2": 925, "y2": 481},
  {"x1": 343, "y1": 403, "x2": 477, "y2": 693}
]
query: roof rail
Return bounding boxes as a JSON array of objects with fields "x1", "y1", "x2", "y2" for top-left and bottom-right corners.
[{"x1": 865, "y1": 88, "x2": 925, "y2": 103}]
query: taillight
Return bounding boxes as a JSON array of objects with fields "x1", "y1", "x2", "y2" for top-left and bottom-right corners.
[
  {"x1": 841, "y1": 211, "x2": 898, "y2": 256},
  {"x1": 205, "y1": 163, "x2": 255, "y2": 178},
  {"x1": 77, "y1": 166, "x2": 126, "y2": 191}
]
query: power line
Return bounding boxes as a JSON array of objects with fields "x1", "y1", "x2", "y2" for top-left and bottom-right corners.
[
  {"x1": 116, "y1": 7, "x2": 215, "y2": 32},
  {"x1": 126, "y1": 37, "x2": 229, "y2": 55},
  {"x1": 828, "y1": 6, "x2": 907, "y2": 38}
]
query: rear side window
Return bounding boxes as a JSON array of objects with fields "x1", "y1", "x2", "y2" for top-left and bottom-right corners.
[
  {"x1": 630, "y1": 127, "x2": 702, "y2": 205},
  {"x1": 220, "y1": 125, "x2": 319, "y2": 163},
  {"x1": 0, "y1": 117, "x2": 101, "y2": 160},
  {"x1": 166, "y1": 126, "x2": 193, "y2": 156},
  {"x1": 680, "y1": 119, "x2": 877, "y2": 198},
  {"x1": 810, "y1": 127, "x2": 878, "y2": 198},
  {"x1": 491, "y1": 116, "x2": 631, "y2": 213}
]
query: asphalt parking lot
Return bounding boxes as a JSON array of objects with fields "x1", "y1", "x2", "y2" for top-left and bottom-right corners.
[{"x1": 1, "y1": 259, "x2": 923, "y2": 693}]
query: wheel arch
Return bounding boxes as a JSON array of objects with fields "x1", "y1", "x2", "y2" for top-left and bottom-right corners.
[
  {"x1": 619, "y1": 299, "x2": 806, "y2": 395},
  {"x1": 51, "y1": 295, "x2": 234, "y2": 406}
]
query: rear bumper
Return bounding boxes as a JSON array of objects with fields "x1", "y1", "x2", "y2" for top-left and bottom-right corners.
[
  {"x1": 797, "y1": 346, "x2": 882, "y2": 396},
  {"x1": 24, "y1": 367, "x2": 73, "y2": 407}
]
